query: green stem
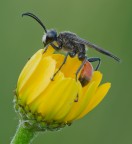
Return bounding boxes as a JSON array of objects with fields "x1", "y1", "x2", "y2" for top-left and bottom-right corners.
[{"x1": 11, "y1": 123, "x2": 38, "y2": 144}]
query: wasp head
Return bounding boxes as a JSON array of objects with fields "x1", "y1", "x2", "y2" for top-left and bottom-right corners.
[{"x1": 42, "y1": 29, "x2": 57, "y2": 46}]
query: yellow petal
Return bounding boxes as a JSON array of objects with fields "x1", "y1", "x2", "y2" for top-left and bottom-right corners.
[
  {"x1": 63, "y1": 71, "x2": 102, "y2": 122},
  {"x1": 17, "y1": 46, "x2": 55, "y2": 92},
  {"x1": 88, "y1": 83, "x2": 111, "y2": 112},
  {"x1": 51, "y1": 54, "x2": 82, "y2": 79},
  {"x1": 61, "y1": 56, "x2": 82, "y2": 78},
  {"x1": 81, "y1": 71, "x2": 102, "y2": 94},
  {"x1": 63, "y1": 81, "x2": 97, "y2": 122},
  {"x1": 17, "y1": 49, "x2": 43, "y2": 92},
  {"x1": 29, "y1": 70, "x2": 64, "y2": 111},
  {"x1": 77, "y1": 83, "x2": 111, "y2": 119},
  {"x1": 19, "y1": 56, "x2": 56, "y2": 104},
  {"x1": 42, "y1": 45, "x2": 55, "y2": 56},
  {"x1": 53, "y1": 81, "x2": 82, "y2": 121},
  {"x1": 51, "y1": 54, "x2": 65, "y2": 69},
  {"x1": 31, "y1": 78, "x2": 78, "y2": 121}
]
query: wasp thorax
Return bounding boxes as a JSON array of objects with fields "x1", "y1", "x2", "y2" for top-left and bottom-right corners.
[{"x1": 42, "y1": 29, "x2": 57, "y2": 46}]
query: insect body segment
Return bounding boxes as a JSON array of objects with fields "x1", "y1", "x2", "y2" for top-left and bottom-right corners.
[
  {"x1": 22, "y1": 12, "x2": 120, "y2": 86},
  {"x1": 79, "y1": 61, "x2": 93, "y2": 87},
  {"x1": 58, "y1": 32, "x2": 86, "y2": 60}
]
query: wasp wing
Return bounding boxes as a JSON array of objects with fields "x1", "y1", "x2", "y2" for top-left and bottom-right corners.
[{"x1": 73, "y1": 36, "x2": 120, "y2": 62}]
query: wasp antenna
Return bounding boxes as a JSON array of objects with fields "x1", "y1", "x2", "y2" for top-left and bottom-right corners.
[{"x1": 22, "y1": 12, "x2": 47, "y2": 33}]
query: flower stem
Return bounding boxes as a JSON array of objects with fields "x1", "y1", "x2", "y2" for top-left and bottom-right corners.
[{"x1": 11, "y1": 123, "x2": 38, "y2": 144}]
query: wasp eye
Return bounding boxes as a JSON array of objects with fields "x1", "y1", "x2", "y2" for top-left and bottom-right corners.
[{"x1": 44, "y1": 29, "x2": 57, "y2": 45}]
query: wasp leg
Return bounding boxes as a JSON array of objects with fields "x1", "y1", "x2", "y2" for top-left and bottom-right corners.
[
  {"x1": 74, "y1": 94, "x2": 79, "y2": 102},
  {"x1": 51, "y1": 52, "x2": 69, "y2": 81},
  {"x1": 87, "y1": 57, "x2": 101, "y2": 70},
  {"x1": 75, "y1": 57, "x2": 87, "y2": 81},
  {"x1": 51, "y1": 50, "x2": 77, "y2": 80},
  {"x1": 50, "y1": 43, "x2": 62, "y2": 50},
  {"x1": 43, "y1": 42, "x2": 62, "y2": 54},
  {"x1": 43, "y1": 45, "x2": 49, "y2": 53},
  {"x1": 78, "y1": 52, "x2": 86, "y2": 60}
]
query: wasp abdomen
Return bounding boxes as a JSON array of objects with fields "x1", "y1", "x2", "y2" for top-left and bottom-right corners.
[{"x1": 79, "y1": 61, "x2": 93, "y2": 87}]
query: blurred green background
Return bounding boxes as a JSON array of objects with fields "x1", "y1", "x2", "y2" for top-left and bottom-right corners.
[{"x1": 0, "y1": 0, "x2": 131, "y2": 143}]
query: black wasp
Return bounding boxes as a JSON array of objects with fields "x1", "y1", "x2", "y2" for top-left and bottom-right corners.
[{"x1": 22, "y1": 12, "x2": 120, "y2": 82}]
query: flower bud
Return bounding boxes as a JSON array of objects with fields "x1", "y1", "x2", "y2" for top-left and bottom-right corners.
[{"x1": 14, "y1": 45, "x2": 111, "y2": 131}]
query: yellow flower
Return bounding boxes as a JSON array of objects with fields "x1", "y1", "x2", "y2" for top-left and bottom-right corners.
[{"x1": 15, "y1": 45, "x2": 111, "y2": 131}]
